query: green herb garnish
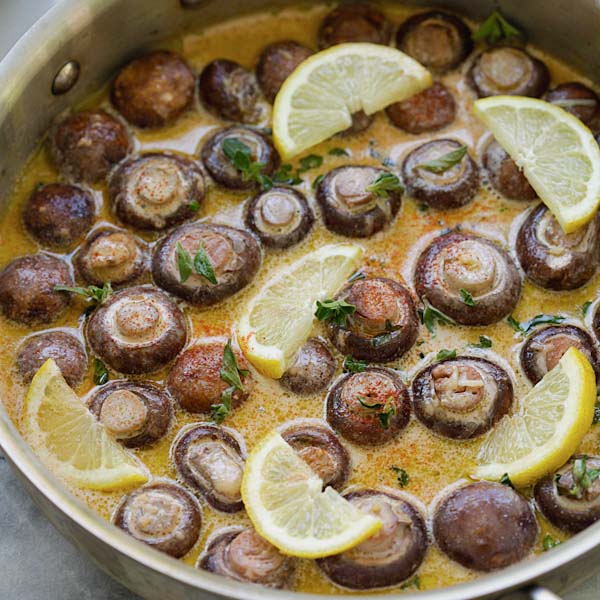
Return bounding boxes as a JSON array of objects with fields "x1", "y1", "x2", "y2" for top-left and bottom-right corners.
[
  {"x1": 507, "y1": 314, "x2": 565, "y2": 335},
  {"x1": 189, "y1": 199, "x2": 200, "y2": 212},
  {"x1": 500, "y1": 473, "x2": 514, "y2": 488},
  {"x1": 176, "y1": 242, "x2": 217, "y2": 285},
  {"x1": 472, "y1": 10, "x2": 522, "y2": 45},
  {"x1": 357, "y1": 396, "x2": 396, "y2": 428},
  {"x1": 436, "y1": 348, "x2": 457, "y2": 361},
  {"x1": 222, "y1": 137, "x2": 272, "y2": 190},
  {"x1": 543, "y1": 534, "x2": 561, "y2": 551},
  {"x1": 418, "y1": 298, "x2": 456, "y2": 334},
  {"x1": 273, "y1": 163, "x2": 302, "y2": 186},
  {"x1": 399, "y1": 576, "x2": 421, "y2": 591},
  {"x1": 312, "y1": 173, "x2": 325, "y2": 189},
  {"x1": 569, "y1": 455, "x2": 600, "y2": 499},
  {"x1": 298, "y1": 154, "x2": 323, "y2": 173},
  {"x1": 211, "y1": 339, "x2": 249, "y2": 424},
  {"x1": 379, "y1": 405, "x2": 396, "y2": 428},
  {"x1": 470, "y1": 335, "x2": 493, "y2": 349},
  {"x1": 391, "y1": 466, "x2": 410, "y2": 488},
  {"x1": 416, "y1": 145, "x2": 468, "y2": 174},
  {"x1": 582, "y1": 300, "x2": 593, "y2": 316},
  {"x1": 357, "y1": 397, "x2": 383, "y2": 410},
  {"x1": 459, "y1": 288, "x2": 476, "y2": 307},
  {"x1": 328, "y1": 147, "x2": 349, "y2": 157},
  {"x1": 507, "y1": 315, "x2": 525, "y2": 333},
  {"x1": 55, "y1": 282, "x2": 113, "y2": 305},
  {"x1": 366, "y1": 172, "x2": 404, "y2": 199},
  {"x1": 315, "y1": 299, "x2": 356, "y2": 327},
  {"x1": 343, "y1": 356, "x2": 369, "y2": 373},
  {"x1": 93, "y1": 358, "x2": 109, "y2": 386}
]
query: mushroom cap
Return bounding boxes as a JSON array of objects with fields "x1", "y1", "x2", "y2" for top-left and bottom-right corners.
[
  {"x1": 152, "y1": 222, "x2": 261, "y2": 306},
  {"x1": 317, "y1": 489, "x2": 428, "y2": 589},
  {"x1": 280, "y1": 338, "x2": 336, "y2": 394},
  {"x1": 86, "y1": 285, "x2": 188, "y2": 375},
  {"x1": 412, "y1": 356, "x2": 513, "y2": 439},
  {"x1": 414, "y1": 231, "x2": 522, "y2": 325}
]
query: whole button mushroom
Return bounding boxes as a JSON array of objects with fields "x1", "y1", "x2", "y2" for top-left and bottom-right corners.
[
  {"x1": 280, "y1": 420, "x2": 350, "y2": 490},
  {"x1": 88, "y1": 381, "x2": 172, "y2": 448},
  {"x1": 0, "y1": 254, "x2": 72, "y2": 325},
  {"x1": 414, "y1": 232, "x2": 522, "y2": 326},
  {"x1": 108, "y1": 153, "x2": 205, "y2": 231},
  {"x1": 74, "y1": 227, "x2": 148, "y2": 287},
  {"x1": 316, "y1": 166, "x2": 403, "y2": 238},
  {"x1": 256, "y1": 41, "x2": 313, "y2": 103},
  {"x1": 172, "y1": 423, "x2": 246, "y2": 512},
  {"x1": 152, "y1": 223, "x2": 261, "y2": 306},
  {"x1": 402, "y1": 139, "x2": 479, "y2": 210},
  {"x1": 86, "y1": 285, "x2": 187, "y2": 375},
  {"x1": 200, "y1": 126, "x2": 279, "y2": 190},
  {"x1": 167, "y1": 340, "x2": 253, "y2": 414},
  {"x1": 520, "y1": 325, "x2": 600, "y2": 385},
  {"x1": 199, "y1": 60, "x2": 262, "y2": 124},
  {"x1": 245, "y1": 187, "x2": 313, "y2": 249},
  {"x1": 327, "y1": 277, "x2": 419, "y2": 362},
  {"x1": 433, "y1": 481, "x2": 538, "y2": 571},
  {"x1": 16, "y1": 330, "x2": 87, "y2": 387},
  {"x1": 280, "y1": 338, "x2": 336, "y2": 394},
  {"x1": 396, "y1": 11, "x2": 473, "y2": 73},
  {"x1": 516, "y1": 204, "x2": 600, "y2": 291},
  {"x1": 386, "y1": 82, "x2": 456, "y2": 134},
  {"x1": 340, "y1": 110, "x2": 375, "y2": 137},
  {"x1": 468, "y1": 47, "x2": 550, "y2": 98},
  {"x1": 50, "y1": 110, "x2": 132, "y2": 184},
  {"x1": 411, "y1": 356, "x2": 513, "y2": 439},
  {"x1": 199, "y1": 526, "x2": 295, "y2": 588},
  {"x1": 317, "y1": 489, "x2": 428, "y2": 589},
  {"x1": 546, "y1": 82, "x2": 600, "y2": 129},
  {"x1": 535, "y1": 455, "x2": 600, "y2": 533},
  {"x1": 326, "y1": 367, "x2": 410, "y2": 446},
  {"x1": 113, "y1": 481, "x2": 201, "y2": 558},
  {"x1": 23, "y1": 183, "x2": 95, "y2": 249},
  {"x1": 482, "y1": 139, "x2": 537, "y2": 201},
  {"x1": 111, "y1": 50, "x2": 195, "y2": 128},
  {"x1": 318, "y1": 3, "x2": 392, "y2": 49}
]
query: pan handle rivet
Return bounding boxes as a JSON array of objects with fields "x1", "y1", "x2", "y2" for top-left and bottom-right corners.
[{"x1": 51, "y1": 60, "x2": 80, "y2": 95}]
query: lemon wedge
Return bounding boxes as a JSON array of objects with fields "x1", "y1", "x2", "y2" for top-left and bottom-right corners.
[
  {"x1": 272, "y1": 43, "x2": 432, "y2": 159},
  {"x1": 474, "y1": 96, "x2": 600, "y2": 233},
  {"x1": 236, "y1": 243, "x2": 362, "y2": 378},
  {"x1": 474, "y1": 347, "x2": 596, "y2": 487},
  {"x1": 23, "y1": 359, "x2": 148, "y2": 490},
  {"x1": 241, "y1": 430, "x2": 381, "y2": 558}
]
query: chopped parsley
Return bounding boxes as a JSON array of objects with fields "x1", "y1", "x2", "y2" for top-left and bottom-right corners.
[
  {"x1": 366, "y1": 172, "x2": 404, "y2": 198},
  {"x1": 273, "y1": 163, "x2": 302, "y2": 185},
  {"x1": 470, "y1": 335, "x2": 493, "y2": 349},
  {"x1": 222, "y1": 137, "x2": 272, "y2": 190},
  {"x1": 379, "y1": 405, "x2": 396, "y2": 428},
  {"x1": 328, "y1": 147, "x2": 349, "y2": 157},
  {"x1": 399, "y1": 576, "x2": 421, "y2": 591},
  {"x1": 543, "y1": 534, "x2": 561, "y2": 551},
  {"x1": 312, "y1": 173, "x2": 325, "y2": 189},
  {"x1": 55, "y1": 282, "x2": 112, "y2": 305},
  {"x1": 188, "y1": 199, "x2": 200, "y2": 212},
  {"x1": 418, "y1": 298, "x2": 456, "y2": 334},
  {"x1": 472, "y1": 10, "x2": 522, "y2": 45},
  {"x1": 357, "y1": 397, "x2": 383, "y2": 410},
  {"x1": 298, "y1": 154, "x2": 323, "y2": 173},
  {"x1": 357, "y1": 396, "x2": 396, "y2": 428},
  {"x1": 507, "y1": 314, "x2": 565, "y2": 335},
  {"x1": 416, "y1": 145, "x2": 468, "y2": 174},
  {"x1": 500, "y1": 473, "x2": 514, "y2": 488},
  {"x1": 176, "y1": 242, "x2": 217, "y2": 285},
  {"x1": 93, "y1": 358, "x2": 109, "y2": 386},
  {"x1": 391, "y1": 466, "x2": 410, "y2": 488},
  {"x1": 568, "y1": 455, "x2": 600, "y2": 499},
  {"x1": 436, "y1": 348, "x2": 457, "y2": 361},
  {"x1": 315, "y1": 299, "x2": 356, "y2": 327},
  {"x1": 343, "y1": 356, "x2": 369, "y2": 373},
  {"x1": 459, "y1": 288, "x2": 476, "y2": 307},
  {"x1": 211, "y1": 339, "x2": 249, "y2": 424},
  {"x1": 582, "y1": 300, "x2": 593, "y2": 316}
]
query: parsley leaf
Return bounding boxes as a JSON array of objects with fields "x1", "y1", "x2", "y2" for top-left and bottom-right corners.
[
  {"x1": 582, "y1": 300, "x2": 593, "y2": 316},
  {"x1": 543, "y1": 534, "x2": 561, "y2": 551},
  {"x1": 379, "y1": 405, "x2": 396, "y2": 428},
  {"x1": 357, "y1": 396, "x2": 396, "y2": 428},
  {"x1": 55, "y1": 282, "x2": 113, "y2": 304},
  {"x1": 357, "y1": 396, "x2": 383, "y2": 410},
  {"x1": 188, "y1": 199, "x2": 200, "y2": 212},
  {"x1": 416, "y1": 145, "x2": 468, "y2": 174},
  {"x1": 391, "y1": 466, "x2": 410, "y2": 487},
  {"x1": 328, "y1": 147, "x2": 349, "y2": 157},
  {"x1": 93, "y1": 358, "x2": 109, "y2": 386},
  {"x1": 298, "y1": 154, "x2": 323, "y2": 173},
  {"x1": 343, "y1": 356, "x2": 369, "y2": 373},
  {"x1": 222, "y1": 137, "x2": 272, "y2": 190},
  {"x1": 418, "y1": 298, "x2": 456, "y2": 334},
  {"x1": 272, "y1": 163, "x2": 302, "y2": 185},
  {"x1": 507, "y1": 315, "x2": 525, "y2": 333},
  {"x1": 312, "y1": 173, "x2": 325, "y2": 189},
  {"x1": 366, "y1": 172, "x2": 404, "y2": 198},
  {"x1": 176, "y1": 242, "x2": 193, "y2": 282},
  {"x1": 470, "y1": 335, "x2": 493, "y2": 349},
  {"x1": 472, "y1": 10, "x2": 522, "y2": 45},
  {"x1": 459, "y1": 288, "x2": 476, "y2": 306},
  {"x1": 211, "y1": 340, "x2": 249, "y2": 424},
  {"x1": 500, "y1": 473, "x2": 514, "y2": 488},
  {"x1": 315, "y1": 299, "x2": 356, "y2": 327},
  {"x1": 400, "y1": 576, "x2": 420, "y2": 590},
  {"x1": 436, "y1": 348, "x2": 457, "y2": 361},
  {"x1": 176, "y1": 242, "x2": 218, "y2": 285},
  {"x1": 569, "y1": 455, "x2": 600, "y2": 499}
]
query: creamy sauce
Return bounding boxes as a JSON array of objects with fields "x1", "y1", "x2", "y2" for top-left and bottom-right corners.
[{"x1": 1, "y1": 3, "x2": 599, "y2": 594}]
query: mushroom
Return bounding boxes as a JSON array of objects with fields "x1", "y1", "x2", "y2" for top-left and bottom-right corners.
[{"x1": 280, "y1": 338, "x2": 336, "y2": 395}]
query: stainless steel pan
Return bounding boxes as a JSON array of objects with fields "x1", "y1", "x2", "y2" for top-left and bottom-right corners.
[{"x1": 1, "y1": 1, "x2": 600, "y2": 598}]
